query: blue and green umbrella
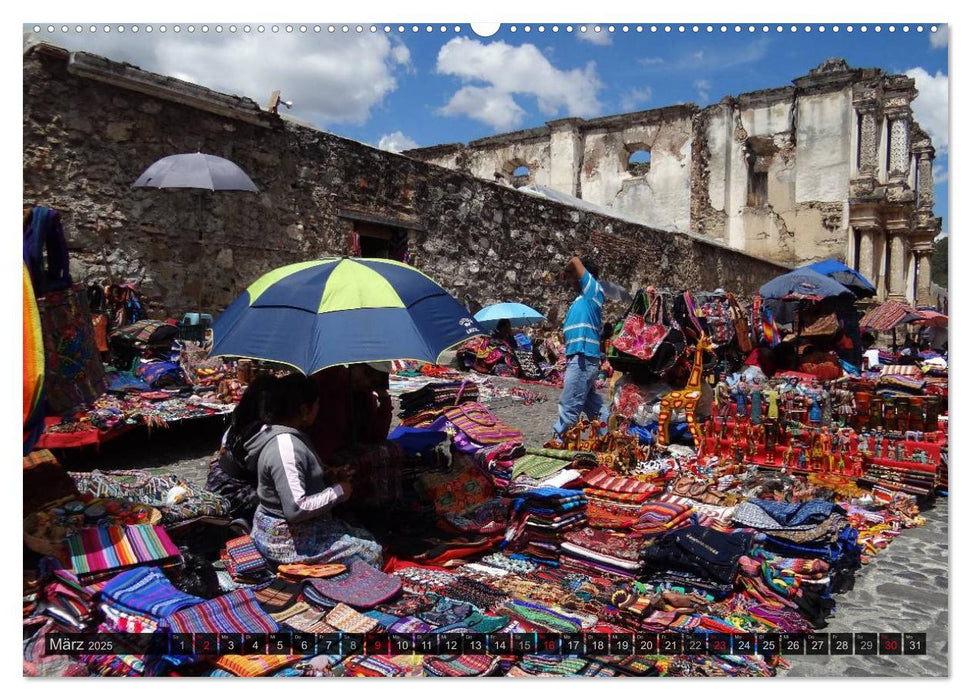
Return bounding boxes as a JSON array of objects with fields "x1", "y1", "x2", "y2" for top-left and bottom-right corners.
[{"x1": 210, "y1": 257, "x2": 486, "y2": 375}]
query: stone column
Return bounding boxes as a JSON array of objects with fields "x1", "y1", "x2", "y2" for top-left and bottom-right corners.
[
  {"x1": 857, "y1": 227, "x2": 877, "y2": 288},
  {"x1": 887, "y1": 110, "x2": 911, "y2": 181},
  {"x1": 915, "y1": 248, "x2": 933, "y2": 306},
  {"x1": 887, "y1": 231, "x2": 908, "y2": 300},
  {"x1": 915, "y1": 148, "x2": 935, "y2": 209},
  {"x1": 851, "y1": 90, "x2": 881, "y2": 195}
]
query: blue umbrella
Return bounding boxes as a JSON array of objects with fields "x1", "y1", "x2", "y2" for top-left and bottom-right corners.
[
  {"x1": 794, "y1": 259, "x2": 876, "y2": 299},
  {"x1": 210, "y1": 258, "x2": 486, "y2": 374},
  {"x1": 759, "y1": 268, "x2": 855, "y2": 301},
  {"x1": 474, "y1": 302, "x2": 545, "y2": 331}
]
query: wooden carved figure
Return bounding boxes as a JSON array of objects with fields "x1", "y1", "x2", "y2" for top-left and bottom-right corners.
[{"x1": 657, "y1": 335, "x2": 715, "y2": 448}]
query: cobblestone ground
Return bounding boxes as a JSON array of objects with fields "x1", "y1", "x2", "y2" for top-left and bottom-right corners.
[{"x1": 56, "y1": 373, "x2": 948, "y2": 678}]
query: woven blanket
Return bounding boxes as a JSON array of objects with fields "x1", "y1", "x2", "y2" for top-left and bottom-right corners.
[
  {"x1": 303, "y1": 559, "x2": 402, "y2": 609},
  {"x1": 215, "y1": 654, "x2": 302, "y2": 677},
  {"x1": 166, "y1": 588, "x2": 279, "y2": 635},
  {"x1": 512, "y1": 454, "x2": 571, "y2": 479},
  {"x1": 225, "y1": 535, "x2": 268, "y2": 577},
  {"x1": 583, "y1": 486, "x2": 656, "y2": 504},
  {"x1": 325, "y1": 603, "x2": 380, "y2": 634},
  {"x1": 423, "y1": 655, "x2": 500, "y2": 677},
  {"x1": 67, "y1": 525, "x2": 181, "y2": 583},
  {"x1": 582, "y1": 466, "x2": 658, "y2": 494},
  {"x1": 100, "y1": 566, "x2": 203, "y2": 619}
]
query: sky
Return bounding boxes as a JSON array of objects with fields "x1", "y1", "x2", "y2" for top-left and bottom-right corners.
[{"x1": 23, "y1": 22, "x2": 949, "y2": 235}]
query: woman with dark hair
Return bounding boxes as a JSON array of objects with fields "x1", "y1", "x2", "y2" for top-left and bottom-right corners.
[
  {"x1": 204, "y1": 374, "x2": 278, "y2": 520},
  {"x1": 246, "y1": 373, "x2": 382, "y2": 567}
]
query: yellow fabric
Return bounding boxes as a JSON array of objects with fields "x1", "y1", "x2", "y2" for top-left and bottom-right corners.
[
  {"x1": 23, "y1": 264, "x2": 44, "y2": 426},
  {"x1": 317, "y1": 258, "x2": 404, "y2": 313}
]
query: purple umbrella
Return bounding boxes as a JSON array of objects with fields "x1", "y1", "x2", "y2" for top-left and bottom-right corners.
[{"x1": 133, "y1": 152, "x2": 258, "y2": 192}]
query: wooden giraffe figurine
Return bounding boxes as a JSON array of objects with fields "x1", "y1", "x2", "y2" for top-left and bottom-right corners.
[{"x1": 657, "y1": 335, "x2": 715, "y2": 448}]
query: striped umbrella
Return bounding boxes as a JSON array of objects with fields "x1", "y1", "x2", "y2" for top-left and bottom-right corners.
[
  {"x1": 210, "y1": 258, "x2": 486, "y2": 374},
  {"x1": 859, "y1": 300, "x2": 923, "y2": 332}
]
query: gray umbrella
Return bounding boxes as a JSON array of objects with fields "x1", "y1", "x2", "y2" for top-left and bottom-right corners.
[
  {"x1": 133, "y1": 152, "x2": 258, "y2": 192},
  {"x1": 600, "y1": 279, "x2": 634, "y2": 303}
]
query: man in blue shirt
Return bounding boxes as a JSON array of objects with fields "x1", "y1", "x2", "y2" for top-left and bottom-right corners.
[{"x1": 553, "y1": 256, "x2": 610, "y2": 438}]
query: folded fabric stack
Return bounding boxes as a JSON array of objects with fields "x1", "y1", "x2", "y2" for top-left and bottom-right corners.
[
  {"x1": 736, "y1": 549, "x2": 835, "y2": 629},
  {"x1": 222, "y1": 534, "x2": 271, "y2": 583},
  {"x1": 503, "y1": 486, "x2": 588, "y2": 566},
  {"x1": 732, "y1": 498, "x2": 861, "y2": 591},
  {"x1": 641, "y1": 524, "x2": 753, "y2": 600},
  {"x1": 477, "y1": 441, "x2": 527, "y2": 488},
  {"x1": 99, "y1": 566, "x2": 204, "y2": 633},
  {"x1": 66, "y1": 524, "x2": 182, "y2": 585},
  {"x1": 398, "y1": 381, "x2": 479, "y2": 419},
  {"x1": 214, "y1": 654, "x2": 303, "y2": 677},
  {"x1": 495, "y1": 598, "x2": 585, "y2": 633},
  {"x1": 423, "y1": 654, "x2": 501, "y2": 677},
  {"x1": 560, "y1": 526, "x2": 644, "y2": 578},
  {"x1": 37, "y1": 566, "x2": 96, "y2": 632},
  {"x1": 876, "y1": 373, "x2": 926, "y2": 398},
  {"x1": 630, "y1": 500, "x2": 694, "y2": 536},
  {"x1": 581, "y1": 466, "x2": 663, "y2": 505}
]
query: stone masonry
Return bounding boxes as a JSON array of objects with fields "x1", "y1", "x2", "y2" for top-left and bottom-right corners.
[{"x1": 23, "y1": 43, "x2": 787, "y2": 320}]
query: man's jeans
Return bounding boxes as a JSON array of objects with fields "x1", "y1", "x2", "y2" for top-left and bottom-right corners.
[{"x1": 553, "y1": 354, "x2": 609, "y2": 437}]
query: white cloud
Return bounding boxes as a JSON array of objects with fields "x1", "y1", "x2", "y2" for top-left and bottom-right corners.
[
  {"x1": 435, "y1": 37, "x2": 602, "y2": 130},
  {"x1": 641, "y1": 39, "x2": 771, "y2": 73},
  {"x1": 620, "y1": 87, "x2": 652, "y2": 112},
  {"x1": 577, "y1": 26, "x2": 612, "y2": 46},
  {"x1": 932, "y1": 162, "x2": 948, "y2": 184},
  {"x1": 694, "y1": 79, "x2": 712, "y2": 103},
  {"x1": 905, "y1": 67, "x2": 949, "y2": 153},
  {"x1": 439, "y1": 86, "x2": 527, "y2": 131},
  {"x1": 930, "y1": 27, "x2": 948, "y2": 49},
  {"x1": 39, "y1": 30, "x2": 408, "y2": 127},
  {"x1": 377, "y1": 131, "x2": 419, "y2": 153}
]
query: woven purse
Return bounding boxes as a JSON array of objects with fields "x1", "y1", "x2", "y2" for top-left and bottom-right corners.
[{"x1": 442, "y1": 402, "x2": 523, "y2": 445}]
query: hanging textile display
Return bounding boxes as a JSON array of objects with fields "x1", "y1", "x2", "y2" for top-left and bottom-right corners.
[
  {"x1": 37, "y1": 284, "x2": 109, "y2": 415},
  {"x1": 23, "y1": 264, "x2": 45, "y2": 454}
]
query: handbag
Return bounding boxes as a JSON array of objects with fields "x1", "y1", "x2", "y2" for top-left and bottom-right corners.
[
  {"x1": 611, "y1": 289, "x2": 669, "y2": 361},
  {"x1": 442, "y1": 402, "x2": 523, "y2": 445},
  {"x1": 726, "y1": 292, "x2": 754, "y2": 353}
]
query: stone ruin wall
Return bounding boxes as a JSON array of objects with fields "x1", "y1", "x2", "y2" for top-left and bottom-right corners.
[{"x1": 23, "y1": 44, "x2": 787, "y2": 323}]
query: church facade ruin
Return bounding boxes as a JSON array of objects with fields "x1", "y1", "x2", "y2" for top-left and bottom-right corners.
[{"x1": 406, "y1": 59, "x2": 943, "y2": 306}]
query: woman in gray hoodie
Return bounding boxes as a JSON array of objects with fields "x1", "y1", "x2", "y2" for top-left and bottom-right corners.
[{"x1": 247, "y1": 373, "x2": 382, "y2": 567}]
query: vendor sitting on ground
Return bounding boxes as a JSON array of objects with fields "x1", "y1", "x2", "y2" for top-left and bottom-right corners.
[
  {"x1": 492, "y1": 318, "x2": 516, "y2": 348},
  {"x1": 205, "y1": 374, "x2": 278, "y2": 520},
  {"x1": 247, "y1": 373, "x2": 383, "y2": 567}
]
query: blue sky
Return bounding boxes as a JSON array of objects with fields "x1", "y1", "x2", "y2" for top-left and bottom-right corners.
[{"x1": 26, "y1": 22, "x2": 949, "y2": 234}]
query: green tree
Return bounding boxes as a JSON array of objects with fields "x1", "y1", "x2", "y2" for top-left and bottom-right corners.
[{"x1": 931, "y1": 236, "x2": 948, "y2": 288}]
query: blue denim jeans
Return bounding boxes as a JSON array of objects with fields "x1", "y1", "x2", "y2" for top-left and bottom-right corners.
[{"x1": 553, "y1": 354, "x2": 609, "y2": 437}]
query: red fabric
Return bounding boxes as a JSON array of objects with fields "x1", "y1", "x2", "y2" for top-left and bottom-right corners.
[
  {"x1": 35, "y1": 417, "x2": 132, "y2": 449},
  {"x1": 381, "y1": 556, "x2": 456, "y2": 575}
]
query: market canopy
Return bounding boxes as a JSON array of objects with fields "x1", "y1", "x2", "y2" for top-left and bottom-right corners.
[
  {"x1": 859, "y1": 299, "x2": 924, "y2": 332},
  {"x1": 794, "y1": 259, "x2": 876, "y2": 299},
  {"x1": 759, "y1": 268, "x2": 856, "y2": 301},
  {"x1": 210, "y1": 257, "x2": 486, "y2": 374},
  {"x1": 474, "y1": 302, "x2": 545, "y2": 331},
  {"x1": 914, "y1": 309, "x2": 948, "y2": 328}
]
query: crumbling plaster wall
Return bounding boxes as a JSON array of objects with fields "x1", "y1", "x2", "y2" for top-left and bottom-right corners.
[
  {"x1": 578, "y1": 115, "x2": 693, "y2": 232},
  {"x1": 698, "y1": 89, "x2": 851, "y2": 267},
  {"x1": 23, "y1": 45, "x2": 787, "y2": 321}
]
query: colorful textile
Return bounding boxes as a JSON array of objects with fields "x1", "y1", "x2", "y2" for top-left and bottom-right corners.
[
  {"x1": 423, "y1": 654, "x2": 500, "y2": 677},
  {"x1": 512, "y1": 454, "x2": 571, "y2": 479},
  {"x1": 325, "y1": 603, "x2": 380, "y2": 634},
  {"x1": 279, "y1": 607, "x2": 337, "y2": 634},
  {"x1": 253, "y1": 578, "x2": 303, "y2": 613},
  {"x1": 582, "y1": 466, "x2": 658, "y2": 494},
  {"x1": 100, "y1": 567, "x2": 203, "y2": 619},
  {"x1": 251, "y1": 506, "x2": 383, "y2": 568},
  {"x1": 225, "y1": 534, "x2": 268, "y2": 577},
  {"x1": 36, "y1": 284, "x2": 108, "y2": 415},
  {"x1": 23, "y1": 265, "x2": 45, "y2": 452},
  {"x1": 166, "y1": 589, "x2": 279, "y2": 635},
  {"x1": 66, "y1": 525, "x2": 181, "y2": 583},
  {"x1": 303, "y1": 559, "x2": 402, "y2": 609},
  {"x1": 215, "y1": 654, "x2": 302, "y2": 677},
  {"x1": 442, "y1": 402, "x2": 523, "y2": 445}
]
